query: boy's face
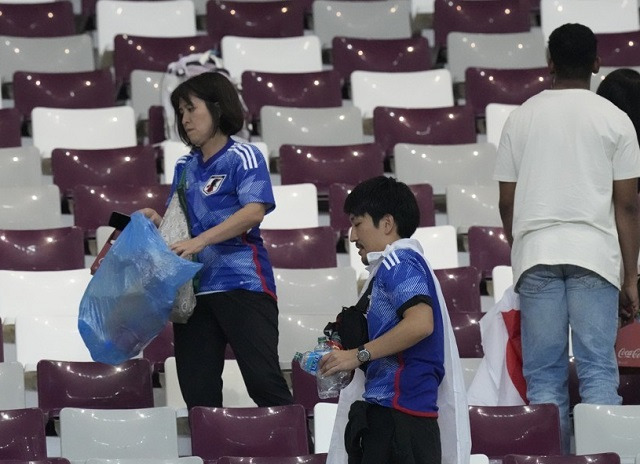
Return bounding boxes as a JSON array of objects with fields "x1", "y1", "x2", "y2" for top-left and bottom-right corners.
[{"x1": 349, "y1": 213, "x2": 391, "y2": 265}]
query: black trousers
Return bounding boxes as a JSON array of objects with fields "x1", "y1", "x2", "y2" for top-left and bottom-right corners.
[
  {"x1": 173, "y1": 289, "x2": 293, "y2": 408},
  {"x1": 345, "y1": 401, "x2": 441, "y2": 464}
]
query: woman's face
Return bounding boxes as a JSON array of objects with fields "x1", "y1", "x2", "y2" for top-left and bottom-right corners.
[{"x1": 178, "y1": 95, "x2": 216, "y2": 147}]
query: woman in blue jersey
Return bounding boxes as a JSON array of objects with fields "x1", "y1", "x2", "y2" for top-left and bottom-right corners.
[{"x1": 141, "y1": 72, "x2": 293, "y2": 408}]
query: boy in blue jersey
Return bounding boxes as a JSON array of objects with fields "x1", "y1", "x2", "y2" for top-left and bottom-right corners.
[{"x1": 320, "y1": 176, "x2": 444, "y2": 463}]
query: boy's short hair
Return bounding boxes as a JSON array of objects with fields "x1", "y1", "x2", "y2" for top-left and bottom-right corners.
[
  {"x1": 170, "y1": 72, "x2": 245, "y2": 146},
  {"x1": 548, "y1": 23, "x2": 597, "y2": 80},
  {"x1": 344, "y1": 176, "x2": 420, "y2": 238}
]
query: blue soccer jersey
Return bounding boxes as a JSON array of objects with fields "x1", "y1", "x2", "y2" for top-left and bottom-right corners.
[
  {"x1": 364, "y1": 247, "x2": 445, "y2": 416},
  {"x1": 169, "y1": 139, "x2": 276, "y2": 298}
]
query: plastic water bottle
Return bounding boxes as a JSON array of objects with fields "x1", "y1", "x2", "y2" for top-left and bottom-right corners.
[{"x1": 314, "y1": 336, "x2": 351, "y2": 399}]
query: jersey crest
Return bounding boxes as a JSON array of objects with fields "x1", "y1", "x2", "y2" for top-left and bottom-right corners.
[{"x1": 203, "y1": 174, "x2": 226, "y2": 195}]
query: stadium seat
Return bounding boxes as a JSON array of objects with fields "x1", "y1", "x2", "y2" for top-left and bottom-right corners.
[
  {"x1": 0, "y1": 1, "x2": 75, "y2": 37},
  {"x1": 261, "y1": 227, "x2": 338, "y2": 269},
  {"x1": 207, "y1": 0, "x2": 305, "y2": 49},
  {"x1": 0, "y1": 227, "x2": 85, "y2": 271}
]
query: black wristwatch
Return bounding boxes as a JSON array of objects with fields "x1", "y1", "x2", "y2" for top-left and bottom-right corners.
[{"x1": 356, "y1": 345, "x2": 371, "y2": 363}]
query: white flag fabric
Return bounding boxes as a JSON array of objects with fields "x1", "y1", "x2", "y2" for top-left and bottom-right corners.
[
  {"x1": 467, "y1": 285, "x2": 527, "y2": 406},
  {"x1": 326, "y1": 239, "x2": 471, "y2": 464}
]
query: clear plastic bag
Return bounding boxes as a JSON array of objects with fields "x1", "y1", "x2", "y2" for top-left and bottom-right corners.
[{"x1": 78, "y1": 211, "x2": 202, "y2": 365}]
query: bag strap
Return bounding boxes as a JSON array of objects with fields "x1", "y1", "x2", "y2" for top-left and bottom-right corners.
[
  {"x1": 353, "y1": 278, "x2": 375, "y2": 314},
  {"x1": 175, "y1": 165, "x2": 201, "y2": 290}
]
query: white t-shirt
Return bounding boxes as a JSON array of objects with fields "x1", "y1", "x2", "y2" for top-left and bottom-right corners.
[{"x1": 493, "y1": 88, "x2": 640, "y2": 288}]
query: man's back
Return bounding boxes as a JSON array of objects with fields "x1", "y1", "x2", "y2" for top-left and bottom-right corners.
[{"x1": 494, "y1": 88, "x2": 640, "y2": 287}]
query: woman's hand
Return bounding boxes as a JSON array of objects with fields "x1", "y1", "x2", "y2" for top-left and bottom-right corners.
[
  {"x1": 171, "y1": 236, "x2": 208, "y2": 258},
  {"x1": 139, "y1": 208, "x2": 163, "y2": 227}
]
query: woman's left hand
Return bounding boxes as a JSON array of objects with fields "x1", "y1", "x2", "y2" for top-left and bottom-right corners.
[{"x1": 171, "y1": 236, "x2": 207, "y2": 258}]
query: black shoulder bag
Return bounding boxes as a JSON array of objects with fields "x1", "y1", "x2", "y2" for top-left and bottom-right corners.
[{"x1": 324, "y1": 278, "x2": 375, "y2": 350}]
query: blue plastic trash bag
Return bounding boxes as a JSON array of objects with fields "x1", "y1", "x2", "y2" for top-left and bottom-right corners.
[{"x1": 78, "y1": 211, "x2": 202, "y2": 365}]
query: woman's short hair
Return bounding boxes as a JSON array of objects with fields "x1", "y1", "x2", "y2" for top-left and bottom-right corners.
[{"x1": 170, "y1": 72, "x2": 245, "y2": 145}]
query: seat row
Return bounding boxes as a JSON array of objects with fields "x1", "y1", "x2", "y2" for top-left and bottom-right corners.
[{"x1": 0, "y1": 401, "x2": 638, "y2": 463}]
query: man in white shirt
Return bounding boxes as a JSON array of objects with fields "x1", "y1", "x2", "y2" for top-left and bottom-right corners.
[{"x1": 494, "y1": 23, "x2": 640, "y2": 453}]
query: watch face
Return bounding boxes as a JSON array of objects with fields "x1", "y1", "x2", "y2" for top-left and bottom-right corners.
[{"x1": 357, "y1": 349, "x2": 370, "y2": 362}]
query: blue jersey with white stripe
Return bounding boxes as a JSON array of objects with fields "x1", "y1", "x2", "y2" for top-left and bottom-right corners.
[
  {"x1": 364, "y1": 247, "x2": 445, "y2": 416},
  {"x1": 168, "y1": 139, "x2": 276, "y2": 297}
]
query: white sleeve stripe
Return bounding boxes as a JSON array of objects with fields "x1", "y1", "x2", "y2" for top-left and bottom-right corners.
[
  {"x1": 236, "y1": 144, "x2": 258, "y2": 170},
  {"x1": 382, "y1": 259, "x2": 391, "y2": 270}
]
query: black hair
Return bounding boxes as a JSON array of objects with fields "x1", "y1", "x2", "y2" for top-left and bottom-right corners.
[
  {"x1": 343, "y1": 176, "x2": 420, "y2": 238},
  {"x1": 548, "y1": 23, "x2": 598, "y2": 80},
  {"x1": 597, "y1": 68, "x2": 640, "y2": 141},
  {"x1": 170, "y1": 72, "x2": 245, "y2": 146}
]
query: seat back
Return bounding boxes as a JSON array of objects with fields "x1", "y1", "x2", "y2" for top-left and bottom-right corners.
[
  {"x1": 464, "y1": 67, "x2": 551, "y2": 117},
  {"x1": 0, "y1": 185, "x2": 63, "y2": 230},
  {"x1": 0, "y1": 408, "x2": 47, "y2": 459},
  {"x1": 15, "y1": 316, "x2": 93, "y2": 371},
  {"x1": 221, "y1": 35, "x2": 323, "y2": 81},
  {"x1": 0, "y1": 269, "x2": 92, "y2": 321},
  {"x1": 445, "y1": 183, "x2": 502, "y2": 234},
  {"x1": 373, "y1": 105, "x2": 477, "y2": 159},
  {"x1": 540, "y1": 0, "x2": 640, "y2": 42},
  {"x1": 331, "y1": 36, "x2": 432, "y2": 83},
  {"x1": 486, "y1": 103, "x2": 519, "y2": 147},
  {"x1": 241, "y1": 70, "x2": 343, "y2": 123},
  {"x1": 189, "y1": 404, "x2": 309, "y2": 460},
  {"x1": 261, "y1": 227, "x2": 338, "y2": 269},
  {"x1": 313, "y1": 402, "x2": 339, "y2": 454},
  {"x1": 491, "y1": 265, "x2": 514, "y2": 302},
  {"x1": 394, "y1": 142, "x2": 497, "y2": 195},
  {"x1": 59, "y1": 406, "x2": 179, "y2": 460},
  {"x1": 52, "y1": 145, "x2": 158, "y2": 200},
  {"x1": 433, "y1": 0, "x2": 531, "y2": 49},
  {"x1": 13, "y1": 70, "x2": 116, "y2": 120},
  {"x1": 596, "y1": 30, "x2": 640, "y2": 67},
  {"x1": 447, "y1": 30, "x2": 547, "y2": 83},
  {"x1": 113, "y1": 34, "x2": 213, "y2": 88},
  {"x1": 468, "y1": 226, "x2": 511, "y2": 281},
  {"x1": 574, "y1": 404, "x2": 640, "y2": 460},
  {"x1": 434, "y1": 266, "x2": 482, "y2": 314},
  {"x1": 0, "y1": 35, "x2": 95, "y2": 85},
  {"x1": 86, "y1": 458, "x2": 204, "y2": 464},
  {"x1": 207, "y1": 0, "x2": 305, "y2": 49},
  {"x1": 0, "y1": 1, "x2": 75, "y2": 37},
  {"x1": 0, "y1": 146, "x2": 43, "y2": 187},
  {"x1": 0, "y1": 227, "x2": 85, "y2": 271},
  {"x1": 469, "y1": 404, "x2": 563, "y2": 459},
  {"x1": 351, "y1": 69, "x2": 454, "y2": 118},
  {"x1": 260, "y1": 183, "x2": 319, "y2": 230},
  {"x1": 217, "y1": 455, "x2": 327, "y2": 464},
  {"x1": 0, "y1": 362, "x2": 26, "y2": 410},
  {"x1": 0, "y1": 109, "x2": 22, "y2": 149},
  {"x1": 31, "y1": 106, "x2": 137, "y2": 160},
  {"x1": 129, "y1": 70, "x2": 167, "y2": 121},
  {"x1": 411, "y1": 225, "x2": 459, "y2": 270},
  {"x1": 161, "y1": 140, "x2": 192, "y2": 185},
  {"x1": 260, "y1": 106, "x2": 363, "y2": 159},
  {"x1": 503, "y1": 453, "x2": 621, "y2": 464},
  {"x1": 447, "y1": 312, "x2": 484, "y2": 358},
  {"x1": 274, "y1": 266, "x2": 358, "y2": 314},
  {"x1": 279, "y1": 143, "x2": 384, "y2": 196},
  {"x1": 312, "y1": 0, "x2": 412, "y2": 48},
  {"x1": 96, "y1": 0, "x2": 196, "y2": 61},
  {"x1": 72, "y1": 184, "x2": 171, "y2": 238},
  {"x1": 142, "y1": 322, "x2": 174, "y2": 375},
  {"x1": 37, "y1": 359, "x2": 154, "y2": 419}
]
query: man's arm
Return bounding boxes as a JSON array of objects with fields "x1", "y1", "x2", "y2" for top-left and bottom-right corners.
[
  {"x1": 613, "y1": 177, "x2": 640, "y2": 321},
  {"x1": 498, "y1": 181, "x2": 517, "y2": 247},
  {"x1": 319, "y1": 303, "x2": 433, "y2": 375}
]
